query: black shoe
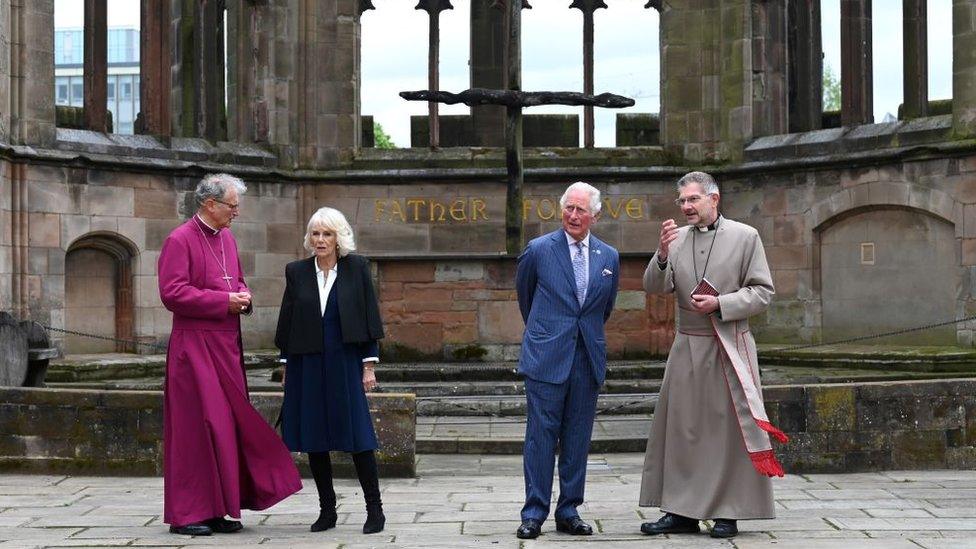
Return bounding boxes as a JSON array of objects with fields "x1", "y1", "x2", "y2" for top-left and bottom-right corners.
[
  {"x1": 555, "y1": 516, "x2": 593, "y2": 535},
  {"x1": 310, "y1": 509, "x2": 337, "y2": 532},
  {"x1": 363, "y1": 503, "x2": 385, "y2": 534},
  {"x1": 640, "y1": 513, "x2": 700, "y2": 535},
  {"x1": 203, "y1": 517, "x2": 242, "y2": 534},
  {"x1": 516, "y1": 519, "x2": 542, "y2": 539},
  {"x1": 168, "y1": 523, "x2": 213, "y2": 536},
  {"x1": 710, "y1": 519, "x2": 738, "y2": 538}
]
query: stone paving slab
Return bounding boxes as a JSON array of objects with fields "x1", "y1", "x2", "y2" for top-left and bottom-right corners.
[{"x1": 0, "y1": 454, "x2": 974, "y2": 548}]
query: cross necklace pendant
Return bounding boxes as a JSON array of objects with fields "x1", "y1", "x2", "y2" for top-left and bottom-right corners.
[{"x1": 196, "y1": 217, "x2": 233, "y2": 289}]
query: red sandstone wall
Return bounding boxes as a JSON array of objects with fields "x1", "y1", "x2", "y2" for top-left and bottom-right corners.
[{"x1": 375, "y1": 258, "x2": 674, "y2": 361}]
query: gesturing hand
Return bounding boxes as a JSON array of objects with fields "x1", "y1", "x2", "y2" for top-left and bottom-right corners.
[
  {"x1": 658, "y1": 218, "x2": 679, "y2": 261},
  {"x1": 228, "y1": 292, "x2": 251, "y2": 314}
]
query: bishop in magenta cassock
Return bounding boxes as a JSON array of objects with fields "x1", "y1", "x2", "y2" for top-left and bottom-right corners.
[{"x1": 158, "y1": 173, "x2": 301, "y2": 536}]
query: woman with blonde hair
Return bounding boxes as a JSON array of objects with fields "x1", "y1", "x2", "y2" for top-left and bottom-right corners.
[{"x1": 275, "y1": 207, "x2": 385, "y2": 534}]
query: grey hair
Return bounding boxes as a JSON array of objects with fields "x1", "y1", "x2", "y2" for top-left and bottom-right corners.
[
  {"x1": 194, "y1": 173, "x2": 247, "y2": 207},
  {"x1": 559, "y1": 181, "x2": 603, "y2": 215},
  {"x1": 304, "y1": 207, "x2": 356, "y2": 257},
  {"x1": 676, "y1": 171, "x2": 720, "y2": 196}
]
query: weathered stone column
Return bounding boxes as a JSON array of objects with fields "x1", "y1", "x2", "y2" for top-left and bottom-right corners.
[
  {"x1": 294, "y1": 0, "x2": 361, "y2": 168},
  {"x1": 902, "y1": 0, "x2": 927, "y2": 119},
  {"x1": 170, "y1": 0, "x2": 226, "y2": 141},
  {"x1": 470, "y1": 0, "x2": 506, "y2": 147},
  {"x1": 751, "y1": 0, "x2": 788, "y2": 137},
  {"x1": 840, "y1": 0, "x2": 873, "y2": 126},
  {"x1": 660, "y1": 0, "x2": 754, "y2": 162},
  {"x1": 139, "y1": 0, "x2": 171, "y2": 136},
  {"x1": 953, "y1": 0, "x2": 976, "y2": 137},
  {"x1": 6, "y1": 0, "x2": 55, "y2": 146},
  {"x1": 787, "y1": 0, "x2": 822, "y2": 132},
  {"x1": 83, "y1": 0, "x2": 108, "y2": 132}
]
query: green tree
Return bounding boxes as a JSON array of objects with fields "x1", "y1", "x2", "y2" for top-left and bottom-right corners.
[
  {"x1": 374, "y1": 122, "x2": 396, "y2": 149},
  {"x1": 823, "y1": 63, "x2": 841, "y2": 111}
]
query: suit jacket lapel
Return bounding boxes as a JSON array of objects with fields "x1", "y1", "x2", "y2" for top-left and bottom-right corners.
[
  {"x1": 583, "y1": 236, "x2": 603, "y2": 309},
  {"x1": 549, "y1": 231, "x2": 577, "y2": 299},
  {"x1": 301, "y1": 256, "x2": 322, "y2": 314}
]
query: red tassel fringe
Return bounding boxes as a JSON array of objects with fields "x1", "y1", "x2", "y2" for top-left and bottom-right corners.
[
  {"x1": 749, "y1": 450, "x2": 785, "y2": 477},
  {"x1": 755, "y1": 418, "x2": 789, "y2": 443}
]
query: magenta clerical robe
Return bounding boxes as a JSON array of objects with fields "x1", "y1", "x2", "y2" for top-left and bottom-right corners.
[{"x1": 158, "y1": 216, "x2": 301, "y2": 527}]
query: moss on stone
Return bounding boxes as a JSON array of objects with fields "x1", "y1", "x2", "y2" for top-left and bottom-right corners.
[{"x1": 450, "y1": 344, "x2": 488, "y2": 361}]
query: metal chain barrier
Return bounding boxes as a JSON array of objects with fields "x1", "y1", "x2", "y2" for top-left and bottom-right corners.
[
  {"x1": 39, "y1": 324, "x2": 168, "y2": 353},
  {"x1": 776, "y1": 314, "x2": 976, "y2": 352}
]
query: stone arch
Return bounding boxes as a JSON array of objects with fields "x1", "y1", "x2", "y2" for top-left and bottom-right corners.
[
  {"x1": 809, "y1": 182, "x2": 958, "y2": 233},
  {"x1": 810, "y1": 184, "x2": 960, "y2": 345},
  {"x1": 64, "y1": 232, "x2": 139, "y2": 354}
]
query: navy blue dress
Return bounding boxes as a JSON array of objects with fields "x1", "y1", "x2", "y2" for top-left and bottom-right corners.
[{"x1": 281, "y1": 278, "x2": 379, "y2": 453}]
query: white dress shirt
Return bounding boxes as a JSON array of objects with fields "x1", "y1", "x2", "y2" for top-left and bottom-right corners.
[
  {"x1": 315, "y1": 260, "x2": 378, "y2": 364},
  {"x1": 565, "y1": 231, "x2": 590, "y2": 302}
]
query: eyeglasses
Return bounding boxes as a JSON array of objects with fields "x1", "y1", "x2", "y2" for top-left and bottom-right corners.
[
  {"x1": 563, "y1": 204, "x2": 591, "y2": 216},
  {"x1": 674, "y1": 195, "x2": 704, "y2": 206},
  {"x1": 214, "y1": 199, "x2": 240, "y2": 210}
]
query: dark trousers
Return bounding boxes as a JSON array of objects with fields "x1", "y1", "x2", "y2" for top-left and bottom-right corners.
[
  {"x1": 307, "y1": 450, "x2": 381, "y2": 509},
  {"x1": 520, "y1": 342, "x2": 600, "y2": 523}
]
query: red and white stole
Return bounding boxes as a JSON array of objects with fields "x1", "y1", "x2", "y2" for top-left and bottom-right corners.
[{"x1": 710, "y1": 316, "x2": 789, "y2": 477}]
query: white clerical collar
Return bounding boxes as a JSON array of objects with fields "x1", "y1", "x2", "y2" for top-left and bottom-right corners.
[
  {"x1": 565, "y1": 231, "x2": 590, "y2": 249},
  {"x1": 195, "y1": 214, "x2": 220, "y2": 235},
  {"x1": 315, "y1": 260, "x2": 338, "y2": 276},
  {"x1": 695, "y1": 216, "x2": 722, "y2": 232}
]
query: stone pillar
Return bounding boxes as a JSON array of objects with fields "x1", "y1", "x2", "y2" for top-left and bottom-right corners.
[
  {"x1": 902, "y1": 0, "x2": 927, "y2": 119},
  {"x1": 7, "y1": 0, "x2": 55, "y2": 146},
  {"x1": 170, "y1": 0, "x2": 226, "y2": 140},
  {"x1": 0, "y1": 1, "x2": 11, "y2": 143},
  {"x1": 787, "y1": 0, "x2": 822, "y2": 132},
  {"x1": 751, "y1": 0, "x2": 788, "y2": 137},
  {"x1": 840, "y1": 0, "x2": 873, "y2": 126},
  {"x1": 953, "y1": 0, "x2": 976, "y2": 137},
  {"x1": 83, "y1": 0, "x2": 108, "y2": 132},
  {"x1": 294, "y1": 0, "x2": 361, "y2": 168},
  {"x1": 660, "y1": 0, "x2": 754, "y2": 163},
  {"x1": 226, "y1": 0, "x2": 294, "y2": 158},
  {"x1": 139, "y1": 0, "x2": 172, "y2": 136},
  {"x1": 470, "y1": 0, "x2": 506, "y2": 146}
]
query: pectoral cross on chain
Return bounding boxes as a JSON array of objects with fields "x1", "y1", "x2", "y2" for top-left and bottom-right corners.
[{"x1": 220, "y1": 275, "x2": 233, "y2": 288}]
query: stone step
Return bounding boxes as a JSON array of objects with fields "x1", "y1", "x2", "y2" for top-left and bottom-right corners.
[
  {"x1": 379, "y1": 379, "x2": 663, "y2": 398},
  {"x1": 416, "y1": 392, "x2": 658, "y2": 417},
  {"x1": 416, "y1": 414, "x2": 652, "y2": 454}
]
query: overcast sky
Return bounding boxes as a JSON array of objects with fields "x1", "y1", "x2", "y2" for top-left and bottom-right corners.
[{"x1": 55, "y1": 0, "x2": 954, "y2": 148}]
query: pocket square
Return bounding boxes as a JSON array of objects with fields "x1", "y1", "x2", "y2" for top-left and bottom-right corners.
[{"x1": 602, "y1": 268, "x2": 613, "y2": 277}]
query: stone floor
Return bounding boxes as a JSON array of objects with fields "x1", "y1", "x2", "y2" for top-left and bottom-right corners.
[{"x1": 1, "y1": 454, "x2": 975, "y2": 548}]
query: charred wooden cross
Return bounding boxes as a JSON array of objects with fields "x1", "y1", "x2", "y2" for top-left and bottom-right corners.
[{"x1": 400, "y1": 0, "x2": 634, "y2": 254}]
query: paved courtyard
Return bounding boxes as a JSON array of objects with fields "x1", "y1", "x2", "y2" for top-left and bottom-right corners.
[{"x1": 1, "y1": 454, "x2": 975, "y2": 548}]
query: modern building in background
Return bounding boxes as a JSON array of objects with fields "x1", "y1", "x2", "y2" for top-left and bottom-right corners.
[{"x1": 54, "y1": 27, "x2": 140, "y2": 134}]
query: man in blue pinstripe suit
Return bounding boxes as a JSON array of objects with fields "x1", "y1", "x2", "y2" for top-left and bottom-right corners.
[{"x1": 515, "y1": 181, "x2": 620, "y2": 539}]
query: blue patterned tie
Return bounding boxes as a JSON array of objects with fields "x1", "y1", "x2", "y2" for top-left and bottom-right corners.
[{"x1": 573, "y1": 240, "x2": 587, "y2": 306}]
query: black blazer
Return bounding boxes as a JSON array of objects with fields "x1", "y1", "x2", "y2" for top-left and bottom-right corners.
[{"x1": 274, "y1": 254, "x2": 385, "y2": 355}]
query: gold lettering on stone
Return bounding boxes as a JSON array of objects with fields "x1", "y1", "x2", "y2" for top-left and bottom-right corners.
[
  {"x1": 374, "y1": 199, "x2": 386, "y2": 222},
  {"x1": 407, "y1": 199, "x2": 426, "y2": 221},
  {"x1": 471, "y1": 198, "x2": 488, "y2": 221},
  {"x1": 449, "y1": 199, "x2": 468, "y2": 222},
  {"x1": 603, "y1": 198, "x2": 623, "y2": 219},
  {"x1": 389, "y1": 200, "x2": 407, "y2": 222},
  {"x1": 522, "y1": 199, "x2": 533, "y2": 221},
  {"x1": 625, "y1": 198, "x2": 644, "y2": 219},
  {"x1": 537, "y1": 198, "x2": 557, "y2": 221},
  {"x1": 429, "y1": 200, "x2": 446, "y2": 222}
]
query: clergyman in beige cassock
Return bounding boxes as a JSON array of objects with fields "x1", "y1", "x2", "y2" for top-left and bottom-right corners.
[{"x1": 638, "y1": 171, "x2": 787, "y2": 540}]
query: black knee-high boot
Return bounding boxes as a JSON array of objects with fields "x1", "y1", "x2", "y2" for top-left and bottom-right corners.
[
  {"x1": 308, "y1": 452, "x2": 337, "y2": 532},
  {"x1": 352, "y1": 450, "x2": 384, "y2": 534}
]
